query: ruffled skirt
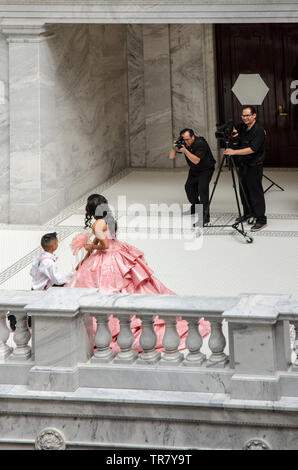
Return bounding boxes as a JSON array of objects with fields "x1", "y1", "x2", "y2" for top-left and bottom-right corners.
[{"x1": 67, "y1": 239, "x2": 210, "y2": 352}]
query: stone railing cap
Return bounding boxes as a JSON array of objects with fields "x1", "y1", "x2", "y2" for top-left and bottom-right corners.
[
  {"x1": 0, "y1": 289, "x2": 45, "y2": 311},
  {"x1": 223, "y1": 293, "x2": 292, "y2": 322},
  {"x1": 25, "y1": 287, "x2": 97, "y2": 313},
  {"x1": 79, "y1": 291, "x2": 239, "y2": 315}
]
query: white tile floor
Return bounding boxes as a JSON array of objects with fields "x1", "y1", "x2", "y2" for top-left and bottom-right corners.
[{"x1": 1, "y1": 168, "x2": 298, "y2": 301}]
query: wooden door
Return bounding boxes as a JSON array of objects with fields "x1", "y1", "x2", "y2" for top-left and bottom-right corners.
[
  {"x1": 215, "y1": 24, "x2": 298, "y2": 167},
  {"x1": 274, "y1": 25, "x2": 298, "y2": 166}
]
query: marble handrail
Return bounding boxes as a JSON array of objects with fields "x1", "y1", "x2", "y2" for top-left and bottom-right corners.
[{"x1": 0, "y1": 289, "x2": 298, "y2": 398}]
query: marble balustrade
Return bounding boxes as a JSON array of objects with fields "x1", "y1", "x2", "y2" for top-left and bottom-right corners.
[{"x1": 0, "y1": 289, "x2": 298, "y2": 401}]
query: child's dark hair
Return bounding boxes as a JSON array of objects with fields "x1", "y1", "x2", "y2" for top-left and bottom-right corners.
[
  {"x1": 41, "y1": 232, "x2": 57, "y2": 250},
  {"x1": 85, "y1": 194, "x2": 117, "y2": 238}
]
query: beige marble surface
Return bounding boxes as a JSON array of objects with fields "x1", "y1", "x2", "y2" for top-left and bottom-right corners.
[
  {"x1": 6, "y1": 24, "x2": 128, "y2": 225},
  {"x1": 127, "y1": 24, "x2": 219, "y2": 170},
  {"x1": 3, "y1": 22, "x2": 221, "y2": 225}
]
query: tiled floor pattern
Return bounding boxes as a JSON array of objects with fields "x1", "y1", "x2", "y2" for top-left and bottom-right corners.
[{"x1": 0, "y1": 168, "x2": 298, "y2": 300}]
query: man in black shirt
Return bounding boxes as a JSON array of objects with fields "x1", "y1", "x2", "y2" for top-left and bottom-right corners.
[
  {"x1": 223, "y1": 106, "x2": 267, "y2": 231},
  {"x1": 169, "y1": 128, "x2": 216, "y2": 225}
]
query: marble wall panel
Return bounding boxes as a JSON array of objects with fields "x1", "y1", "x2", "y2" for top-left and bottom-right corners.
[
  {"x1": 9, "y1": 39, "x2": 43, "y2": 224},
  {"x1": 127, "y1": 24, "x2": 146, "y2": 167},
  {"x1": 89, "y1": 24, "x2": 105, "y2": 175},
  {"x1": 49, "y1": 24, "x2": 128, "y2": 215},
  {"x1": 5, "y1": 23, "x2": 218, "y2": 223},
  {"x1": 170, "y1": 24, "x2": 219, "y2": 167},
  {"x1": 39, "y1": 34, "x2": 59, "y2": 223},
  {"x1": 6, "y1": 24, "x2": 128, "y2": 224},
  {"x1": 127, "y1": 24, "x2": 219, "y2": 169},
  {"x1": 201, "y1": 24, "x2": 219, "y2": 159},
  {"x1": 0, "y1": 33, "x2": 9, "y2": 222},
  {"x1": 51, "y1": 25, "x2": 94, "y2": 211},
  {"x1": 143, "y1": 25, "x2": 173, "y2": 169},
  {"x1": 170, "y1": 24, "x2": 206, "y2": 168},
  {"x1": 102, "y1": 25, "x2": 128, "y2": 177}
]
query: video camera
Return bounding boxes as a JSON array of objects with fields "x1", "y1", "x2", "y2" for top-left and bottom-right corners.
[{"x1": 215, "y1": 120, "x2": 239, "y2": 148}]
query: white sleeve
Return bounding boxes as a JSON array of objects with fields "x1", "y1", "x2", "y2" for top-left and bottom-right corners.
[{"x1": 39, "y1": 259, "x2": 74, "y2": 286}]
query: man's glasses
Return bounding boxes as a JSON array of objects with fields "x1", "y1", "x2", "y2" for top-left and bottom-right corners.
[{"x1": 241, "y1": 114, "x2": 252, "y2": 118}]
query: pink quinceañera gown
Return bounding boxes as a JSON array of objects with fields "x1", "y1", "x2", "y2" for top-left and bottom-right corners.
[{"x1": 67, "y1": 230, "x2": 210, "y2": 352}]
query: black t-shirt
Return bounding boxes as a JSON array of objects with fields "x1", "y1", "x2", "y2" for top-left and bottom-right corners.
[
  {"x1": 236, "y1": 121, "x2": 266, "y2": 166},
  {"x1": 184, "y1": 135, "x2": 216, "y2": 173}
]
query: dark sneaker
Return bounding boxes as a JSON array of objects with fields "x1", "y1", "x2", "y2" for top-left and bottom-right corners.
[{"x1": 250, "y1": 223, "x2": 267, "y2": 232}]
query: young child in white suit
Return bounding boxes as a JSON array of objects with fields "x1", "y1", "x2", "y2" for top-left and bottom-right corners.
[
  {"x1": 8, "y1": 232, "x2": 74, "y2": 331},
  {"x1": 30, "y1": 232, "x2": 74, "y2": 291}
]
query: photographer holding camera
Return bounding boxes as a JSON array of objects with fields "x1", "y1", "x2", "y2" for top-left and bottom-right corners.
[
  {"x1": 223, "y1": 106, "x2": 267, "y2": 232},
  {"x1": 169, "y1": 128, "x2": 216, "y2": 226}
]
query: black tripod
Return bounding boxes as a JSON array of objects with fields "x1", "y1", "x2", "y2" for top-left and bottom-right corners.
[{"x1": 203, "y1": 153, "x2": 254, "y2": 243}]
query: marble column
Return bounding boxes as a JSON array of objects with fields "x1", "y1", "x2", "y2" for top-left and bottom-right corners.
[{"x1": 4, "y1": 25, "x2": 58, "y2": 224}]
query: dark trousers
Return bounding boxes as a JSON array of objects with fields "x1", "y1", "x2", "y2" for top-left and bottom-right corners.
[
  {"x1": 185, "y1": 167, "x2": 214, "y2": 223},
  {"x1": 238, "y1": 164, "x2": 266, "y2": 224}
]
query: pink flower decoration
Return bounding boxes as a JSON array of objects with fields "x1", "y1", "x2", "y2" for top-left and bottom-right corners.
[{"x1": 70, "y1": 232, "x2": 90, "y2": 255}]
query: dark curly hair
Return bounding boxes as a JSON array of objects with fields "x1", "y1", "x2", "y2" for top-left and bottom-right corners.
[{"x1": 84, "y1": 194, "x2": 117, "y2": 238}]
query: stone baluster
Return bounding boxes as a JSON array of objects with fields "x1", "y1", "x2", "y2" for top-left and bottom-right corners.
[
  {"x1": 0, "y1": 311, "x2": 12, "y2": 359},
  {"x1": 92, "y1": 314, "x2": 115, "y2": 363},
  {"x1": 10, "y1": 312, "x2": 31, "y2": 360},
  {"x1": 290, "y1": 321, "x2": 298, "y2": 369},
  {"x1": 114, "y1": 315, "x2": 138, "y2": 364},
  {"x1": 137, "y1": 315, "x2": 161, "y2": 364},
  {"x1": 160, "y1": 316, "x2": 183, "y2": 365},
  {"x1": 183, "y1": 318, "x2": 205, "y2": 366},
  {"x1": 206, "y1": 319, "x2": 228, "y2": 368}
]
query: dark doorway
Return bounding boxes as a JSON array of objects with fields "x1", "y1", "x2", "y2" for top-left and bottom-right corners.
[{"x1": 215, "y1": 24, "x2": 298, "y2": 167}]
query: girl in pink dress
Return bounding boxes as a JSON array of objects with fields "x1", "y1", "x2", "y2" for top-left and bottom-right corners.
[{"x1": 67, "y1": 194, "x2": 210, "y2": 352}]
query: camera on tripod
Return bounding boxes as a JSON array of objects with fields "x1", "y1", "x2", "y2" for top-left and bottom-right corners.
[
  {"x1": 215, "y1": 120, "x2": 239, "y2": 148},
  {"x1": 174, "y1": 136, "x2": 186, "y2": 152}
]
